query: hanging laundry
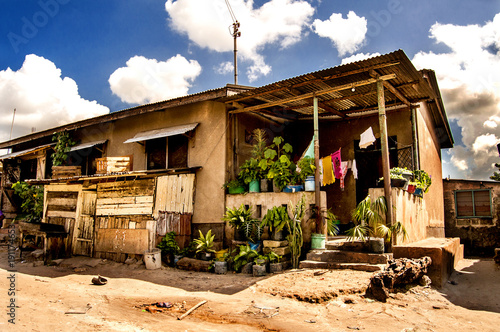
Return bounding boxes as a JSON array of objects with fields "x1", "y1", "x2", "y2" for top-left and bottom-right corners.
[
  {"x1": 318, "y1": 157, "x2": 324, "y2": 184},
  {"x1": 352, "y1": 159, "x2": 358, "y2": 179},
  {"x1": 339, "y1": 161, "x2": 349, "y2": 190},
  {"x1": 321, "y1": 156, "x2": 335, "y2": 186},
  {"x1": 331, "y1": 149, "x2": 342, "y2": 179},
  {"x1": 360, "y1": 127, "x2": 376, "y2": 149}
]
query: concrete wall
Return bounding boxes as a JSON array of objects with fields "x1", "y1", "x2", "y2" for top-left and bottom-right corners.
[
  {"x1": 443, "y1": 179, "x2": 500, "y2": 256},
  {"x1": 71, "y1": 101, "x2": 227, "y2": 225}
]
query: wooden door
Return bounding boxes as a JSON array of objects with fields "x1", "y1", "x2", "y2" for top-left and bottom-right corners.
[{"x1": 72, "y1": 191, "x2": 97, "y2": 256}]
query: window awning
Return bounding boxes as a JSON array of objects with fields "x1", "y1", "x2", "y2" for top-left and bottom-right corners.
[
  {"x1": 70, "y1": 140, "x2": 107, "y2": 152},
  {"x1": 0, "y1": 143, "x2": 55, "y2": 160},
  {"x1": 124, "y1": 123, "x2": 199, "y2": 144}
]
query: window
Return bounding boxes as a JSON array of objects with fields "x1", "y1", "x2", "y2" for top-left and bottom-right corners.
[
  {"x1": 146, "y1": 135, "x2": 188, "y2": 170},
  {"x1": 455, "y1": 189, "x2": 492, "y2": 218}
]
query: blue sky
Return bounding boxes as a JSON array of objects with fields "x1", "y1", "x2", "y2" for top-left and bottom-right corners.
[{"x1": 1, "y1": 0, "x2": 500, "y2": 180}]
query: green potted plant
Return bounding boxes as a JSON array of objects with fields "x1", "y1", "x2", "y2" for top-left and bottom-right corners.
[
  {"x1": 222, "y1": 204, "x2": 262, "y2": 243},
  {"x1": 252, "y1": 254, "x2": 268, "y2": 277},
  {"x1": 214, "y1": 248, "x2": 235, "y2": 274},
  {"x1": 260, "y1": 206, "x2": 289, "y2": 241},
  {"x1": 233, "y1": 244, "x2": 259, "y2": 273},
  {"x1": 238, "y1": 157, "x2": 261, "y2": 192},
  {"x1": 263, "y1": 136, "x2": 294, "y2": 192},
  {"x1": 267, "y1": 251, "x2": 283, "y2": 273},
  {"x1": 347, "y1": 195, "x2": 408, "y2": 253},
  {"x1": 193, "y1": 229, "x2": 216, "y2": 260},
  {"x1": 157, "y1": 231, "x2": 180, "y2": 266},
  {"x1": 297, "y1": 156, "x2": 316, "y2": 183},
  {"x1": 413, "y1": 169, "x2": 432, "y2": 196},
  {"x1": 250, "y1": 128, "x2": 270, "y2": 192},
  {"x1": 51, "y1": 130, "x2": 76, "y2": 166},
  {"x1": 223, "y1": 179, "x2": 245, "y2": 194},
  {"x1": 325, "y1": 209, "x2": 340, "y2": 237}
]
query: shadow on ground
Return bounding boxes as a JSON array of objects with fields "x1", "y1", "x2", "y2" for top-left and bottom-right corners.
[{"x1": 438, "y1": 258, "x2": 500, "y2": 313}]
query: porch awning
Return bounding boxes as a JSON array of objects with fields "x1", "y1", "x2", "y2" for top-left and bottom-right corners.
[
  {"x1": 0, "y1": 143, "x2": 55, "y2": 160},
  {"x1": 124, "y1": 123, "x2": 199, "y2": 144},
  {"x1": 70, "y1": 139, "x2": 107, "y2": 152}
]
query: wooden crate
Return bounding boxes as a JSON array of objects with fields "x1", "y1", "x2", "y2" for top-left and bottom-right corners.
[
  {"x1": 52, "y1": 166, "x2": 81, "y2": 179},
  {"x1": 96, "y1": 156, "x2": 132, "y2": 174}
]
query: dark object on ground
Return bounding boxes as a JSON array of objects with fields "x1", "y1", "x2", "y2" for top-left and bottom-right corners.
[
  {"x1": 494, "y1": 248, "x2": 500, "y2": 264},
  {"x1": 176, "y1": 257, "x2": 211, "y2": 272},
  {"x1": 365, "y1": 256, "x2": 432, "y2": 302},
  {"x1": 91, "y1": 275, "x2": 108, "y2": 285}
]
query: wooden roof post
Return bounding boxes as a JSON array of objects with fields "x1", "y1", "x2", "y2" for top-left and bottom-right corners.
[
  {"x1": 377, "y1": 79, "x2": 393, "y2": 229},
  {"x1": 313, "y1": 95, "x2": 324, "y2": 235}
]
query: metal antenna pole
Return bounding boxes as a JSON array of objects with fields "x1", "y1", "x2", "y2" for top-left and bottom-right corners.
[
  {"x1": 225, "y1": 0, "x2": 240, "y2": 85},
  {"x1": 10, "y1": 108, "x2": 16, "y2": 140}
]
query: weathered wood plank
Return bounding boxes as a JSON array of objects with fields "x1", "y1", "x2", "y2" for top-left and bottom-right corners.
[
  {"x1": 96, "y1": 206, "x2": 153, "y2": 216},
  {"x1": 46, "y1": 210, "x2": 76, "y2": 218},
  {"x1": 94, "y1": 229, "x2": 149, "y2": 254},
  {"x1": 154, "y1": 174, "x2": 195, "y2": 217},
  {"x1": 46, "y1": 197, "x2": 78, "y2": 207},
  {"x1": 97, "y1": 179, "x2": 154, "y2": 198}
]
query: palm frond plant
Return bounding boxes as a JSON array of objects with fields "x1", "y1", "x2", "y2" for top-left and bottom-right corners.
[
  {"x1": 325, "y1": 209, "x2": 340, "y2": 237},
  {"x1": 261, "y1": 206, "x2": 289, "y2": 240}
]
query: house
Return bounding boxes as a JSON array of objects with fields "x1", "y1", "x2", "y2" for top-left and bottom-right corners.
[
  {"x1": 0, "y1": 50, "x2": 455, "y2": 262},
  {"x1": 443, "y1": 178, "x2": 500, "y2": 256}
]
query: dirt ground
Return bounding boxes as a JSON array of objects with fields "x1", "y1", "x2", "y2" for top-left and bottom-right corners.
[{"x1": 1, "y1": 247, "x2": 499, "y2": 332}]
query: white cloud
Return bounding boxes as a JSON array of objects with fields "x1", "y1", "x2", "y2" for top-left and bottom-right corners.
[
  {"x1": 0, "y1": 54, "x2": 109, "y2": 142},
  {"x1": 312, "y1": 11, "x2": 368, "y2": 56},
  {"x1": 341, "y1": 52, "x2": 381, "y2": 65},
  {"x1": 413, "y1": 13, "x2": 500, "y2": 180},
  {"x1": 215, "y1": 61, "x2": 234, "y2": 75},
  {"x1": 165, "y1": 0, "x2": 314, "y2": 82},
  {"x1": 109, "y1": 55, "x2": 202, "y2": 105}
]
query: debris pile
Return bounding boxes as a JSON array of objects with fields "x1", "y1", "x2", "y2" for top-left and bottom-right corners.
[{"x1": 365, "y1": 257, "x2": 432, "y2": 302}]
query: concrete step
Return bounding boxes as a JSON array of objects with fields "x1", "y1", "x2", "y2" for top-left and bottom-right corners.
[
  {"x1": 306, "y1": 249, "x2": 392, "y2": 265},
  {"x1": 299, "y1": 260, "x2": 385, "y2": 272}
]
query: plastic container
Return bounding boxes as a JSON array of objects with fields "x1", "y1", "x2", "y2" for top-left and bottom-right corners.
[
  {"x1": 249, "y1": 179, "x2": 260, "y2": 193},
  {"x1": 144, "y1": 249, "x2": 162, "y2": 269},
  {"x1": 215, "y1": 249, "x2": 228, "y2": 260},
  {"x1": 311, "y1": 233, "x2": 326, "y2": 249},
  {"x1": 305, "y1": 176, "x2": 315, "y2": 192}
]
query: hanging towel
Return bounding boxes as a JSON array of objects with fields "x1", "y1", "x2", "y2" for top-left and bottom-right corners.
[
  {"x1": 352, "y1": 159, "x2": 358, "y2": 179},
  {"x1": 331, "y1": 149, "x2": 342, "y2": 179},
  {"x1": 321, "y1": 156, "x2": 335, "y2": 186},
  {"x1": 318, "y1": 157, "x2": 324, "y2": 184},
  {"x1": 340, "y1": 161, "x2": 349, "y2": 190},
  {"x1": 360, "y1": 127, "x2": 376, "y2": 148}
]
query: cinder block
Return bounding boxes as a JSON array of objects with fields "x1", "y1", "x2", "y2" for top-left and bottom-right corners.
[
  {"x1": 263, "y1": 240, "x2": 288, "y2": 248},
  {"x1": 263, "y1": 246, "x2": 290, "y2": 256}
]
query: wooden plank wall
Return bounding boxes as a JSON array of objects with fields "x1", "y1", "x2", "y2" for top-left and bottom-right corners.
[
  {"x1": 96, "y1": 179, "x2": 154, "y2": 216},
  {"x1": 154, "y1": 174, "x2": 195, "y2": 218},
  {"x1": 43, "y1": 184, "x2": 83, "y2": 256}
]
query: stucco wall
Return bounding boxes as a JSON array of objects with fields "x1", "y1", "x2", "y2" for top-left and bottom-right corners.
[
  {"x1": 443, "y1": 179, "x2": 500, "y2": 256},
  {"x1": 72, "y1": 101, "x2": 227, "y2": 225},
  {"x1": 416, "y1": 102, "x2": 446, "y2": 232}
]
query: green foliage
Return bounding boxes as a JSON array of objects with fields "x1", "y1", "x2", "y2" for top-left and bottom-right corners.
[
  {"x1": 222, "y1": 204, "x2": 261, "y2": 242},
  {"x1": 348, "y1": 195, "x2": 408, "y2": 244},
  {"x1": 265, "y1": 251, "x2": 281, "y2": 263},
  {"x1": 490, "y1": 163, "x2": 500, "y2": 181},
  {"x1": 222, "y1": 179, "x2": 243, "y2": 190},
  {"x1": 11, "y1": 181, "x2": 43, "y2": 223},
  {"x1": 179, "y1": 241, "x2": 197, "y2": 258},
  {"x1": 262, "y1": 136, "x2": 295, "y2": 190},
  {"x1": 413, "y1": 169, "x2": 432, "y2": 193},
  {"x1": 51, "y1": 131, "x2": 76, "y2": 166},
  {"x1": 296, "y1": 156, "x2": 316, "y2": 182},
  {"x1": 286, "y1": 195, "x2": 306, "y2": 269},
  {"x1": 325, "y1": 209, "x2": 340, "y2": 236},
  {"x1": 157, "y1": 231, "x2": 180, "y2": 255},
  {"x1": 233, "y1": 244, "x2": 259, "y2": 272},
  {"x1": 260, "y1": 206, "x2": 289, "y2": 233},
  {"x1": 250, "y1": 128, "x2": 268, "y2": 160},
  {"x1": 238, "y1": 157, "x2": 261, "y2": 184},
  {"x1": 193, "y1": 229, "x2": 216, "y2": 254}
]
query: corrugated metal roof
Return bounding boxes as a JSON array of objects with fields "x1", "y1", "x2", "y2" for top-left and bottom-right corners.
[
  {"x1": 124, "y1": 123, "x2": 199, "y2": 143},
  {"x1": 70, "y1": 140, "x2": 107, "y2": 152},
  {"x1": 0, "y1": 143, "x2": 55, "y2": 160}
]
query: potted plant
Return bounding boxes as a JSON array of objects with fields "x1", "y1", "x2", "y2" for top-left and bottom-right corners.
[
  {"x1": 297, "y1": 156, "x2": 316, "y2": 183},
  {"x1": 250, "y1": 128, "x2": 270, "y2": 192},
  {"x1": 238, "y1": 157, "x2": 261, "y2": 192},
  {"x1": 267, "y1": 251, "x2": 283, "y2": 273},
  {"x1": 406, "y1": 181, "x2": 417, "y2": 194},
  {"x1": 260, "y1": 206, "x2": 289, "y2": 241},
  {"x1": 157, "y1": 231, "x2": 180, "y2": 266},
  {"x1": 347, "y1": 195, "x2": 408, "y2": 253},
  {"x1": 223, "y1": 204, "x2": 255, "y2": 241},
  {"x1": 252, "y1": 254, "x2": 267, "y2": 277},
  {"x1": 325, "y1": 209, "x2": 340, "y2": 237},
  {"x1": 193, "y1": 229, "x2": 216, "y2": 260},
  {"x1": 233, "y1": 244, "x2": 259, "y2": 273},
  {"x1": 413, "y1": 169, "x2": 432, "y2": 195},
  {"x1": 214, "y1": 249, "x2": 235, "y2": 274},
  {"x1": 262, "y1": 136, "x2": 294, "y2": 192},
  {"x1": 51, "y1": 131, "x2": 76, "y2": 166},
  {"x1": 223, "y1": 179, "x2": 245, "y2": 194}
]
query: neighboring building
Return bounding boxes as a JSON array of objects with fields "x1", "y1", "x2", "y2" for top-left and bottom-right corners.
[
  {"x1": 443, "y1": 178, "x2": 500, "y2": 256},
  {"x1": 0, "y1": 50, "x2": 454, "y2": 261}
]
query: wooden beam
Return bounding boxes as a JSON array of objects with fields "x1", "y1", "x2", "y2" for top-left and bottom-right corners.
[
  {"x1": 377, "y1": 80, "x2": 393, "y2": 230},
  {"x1": 230, "y1": 74, "x2": 396, "y2": 114}
]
